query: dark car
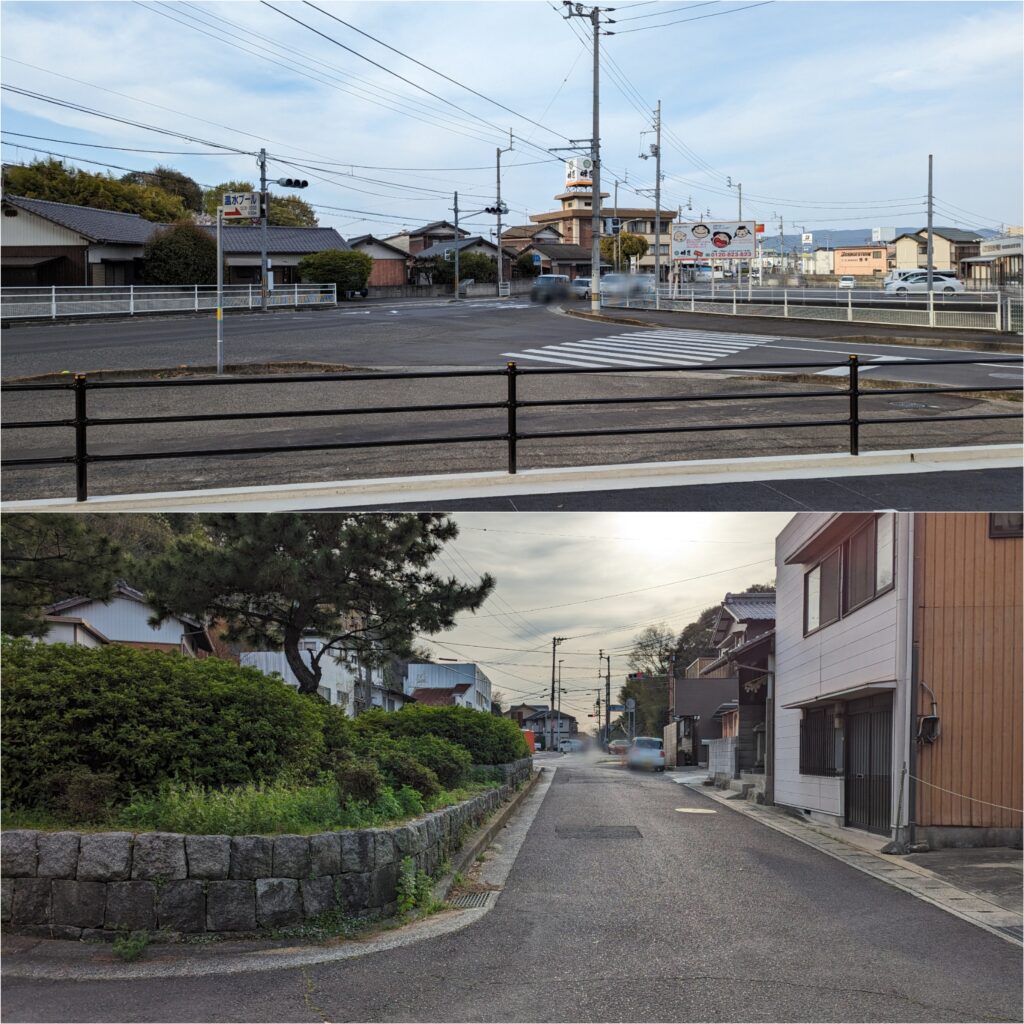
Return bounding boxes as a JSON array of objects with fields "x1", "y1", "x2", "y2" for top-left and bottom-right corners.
[{"x1": 530, "y1": 274, "x2": 571, "y2": 302}]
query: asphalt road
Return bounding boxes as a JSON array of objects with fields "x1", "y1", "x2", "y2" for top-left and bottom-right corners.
[
  {"x1": 2, "y1": 301, "x2": 1020, "y2": 391},
  {"x1": 5, "y1": 755, "x2": 1020, "y2": 1022}
]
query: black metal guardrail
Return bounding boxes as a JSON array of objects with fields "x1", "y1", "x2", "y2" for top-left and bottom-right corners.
[{"x1": 2, "y1": 354, "x2": 1021, "y2": 503}]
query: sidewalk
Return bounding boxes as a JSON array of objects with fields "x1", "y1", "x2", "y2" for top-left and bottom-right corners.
[{"x1": 668, "y1": 768, "x2": 1023, "y2": 947}]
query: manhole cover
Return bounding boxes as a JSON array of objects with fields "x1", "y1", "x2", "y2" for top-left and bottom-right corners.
[
  {"x1": 449, "y1": 891, "x2": 493, "y2": 909},
  {"x1": 555, "y1": 825, "x2": 642, "y2": 839},
  {"x1": 997, "y1": 925, "x2": 1023, "y2": 943}
]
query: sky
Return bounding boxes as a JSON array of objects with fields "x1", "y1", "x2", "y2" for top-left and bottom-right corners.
[
  {"x1": 417, "y1": 511, "x2": 791, "y2": 728},
  {"x1": 2, "y1": 1, "x2": 1021, "y2": 242}
]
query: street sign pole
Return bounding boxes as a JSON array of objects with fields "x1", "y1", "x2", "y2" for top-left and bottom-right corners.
[{"x1": 216, "y1": 207, "x2": 224, "y2": 375}]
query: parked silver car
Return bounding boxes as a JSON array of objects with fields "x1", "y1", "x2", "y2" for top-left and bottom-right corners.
[
  {"x1": 884, "y1": 272, "x2": 964, "y2": 295},
  {"x1": 627, "y1": 736, "x2": 665, "y2": 771},
  {"x1": 570, "y1": 277, "x2": 592, "y2": 299}
]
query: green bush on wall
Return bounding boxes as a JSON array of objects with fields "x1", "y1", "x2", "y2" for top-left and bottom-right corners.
[
  {"x1": 353, "y1": 705, "x2": 529, "y2": 765},
  {"x1": 1, "y1": 638, "x2": 327, "y2": 810}
]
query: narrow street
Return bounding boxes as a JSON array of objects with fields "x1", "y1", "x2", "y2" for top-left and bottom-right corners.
[{"x1": 5, "y1": 754, "x2": 1020, "y2": 1023}]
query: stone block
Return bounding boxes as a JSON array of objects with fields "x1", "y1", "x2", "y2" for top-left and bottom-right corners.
[
  {"x1": 301, "y1": 876, "x2": 336, "y2": 918},
  {"x1": 1, "y1": 830, "x2": 38, "y2": 878},
  {"x1": 52, "y1": 880, "x2": 106, "y2": 928},
  {"x1": 368, "y1": 862, "x2": 399, "y2": 908},
  {"x1": 391, "y1": 824, "x2": 419, "y2": 858},
  {"x1": 229, "y1": 836, "x2": 273, "y2": 879},
  {"x1": 48, "y1": 925, "x2": 84, "y2": 940},
  {"x1": 373, "y1": 830, "x2": 395, "y2": 869},
  {"x1": 37, "y1": 833, "x2": 80, "y2": 879},
  {"x1": 185, "y1": 835, "x2": 230, "y2": 880},
  {"x1": 272, "y1": 835, "x2": 311, "y2": 878},
  {"x1": 156, "y1": 880, "x2": 205, "y2": 933},
  {"x1": 1, "y1": 878, "x2": 13, "y2": 922},
  {"x1": 12, "y1": 878, "x2": 52, "y2": 926},
  {"x1": 206, "y1": 880, "x2": 256, "y2": 932},
  {"x1": 309, "y1": 834, "x2": 341, "y2": 877},
  {"x1": 255, "y1": 878, "x2": 302, "y2": 928},
  {"x1": 104, "y1": 881, "x2": 156, "y2": 932},
  {"x1": 132, "y1": 833, "x2": 187, "y2": 881},
  {"x1": 340, "y1": 831, "x2": 374, "y2": 874},
  {"x1": 77, "y1": 832, "x2": 133, "y2": 882},
  {"x1": 336, "y1": 872, "x2": 370, "y2": 914}
]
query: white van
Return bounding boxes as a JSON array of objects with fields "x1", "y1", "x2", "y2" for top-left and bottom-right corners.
[{"x1": 884, "y1": 268, "x2": 958, "y2": 286}]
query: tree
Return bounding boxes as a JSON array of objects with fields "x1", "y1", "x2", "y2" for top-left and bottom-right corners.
[
  {"x1": 142, "y1": 514, "x2": 495, "y2": 695},
  {"x1": 3, "y1": 158, "x2": 188, "y2": 222},
  {"x1": 298, "y1": 250, "x2": 373, "y2": 293},
  {"x1": 122, "y1": 166, "x2": 202, "y2": 213},
  {"x1": 627, "y1": 623, "x2": 675, "y2": 676},
  {"x1": 456, "y1": 252, "x2": 498, "y2": 284},
  {"x1": 516, "y1": 252, "x2": 539, "y2": 278},
  {"x1": 1, "y1": 515, "x2": 124, "y2": 638},
  {"x1": 673, "y1": 605, "x2": 720, "y2": 673},
  {"x1": 202, "y1": 182, "x2": 318, "y2": 227},
  {"x1": 600, "y1": 231, "x2": 648, "y2": 269},
  {"x1": 413, "y1": 255, "x2": 453, "y2": 287},
  {"x1": 143, "y1": 222, "x2": 219, "y2": 285}
]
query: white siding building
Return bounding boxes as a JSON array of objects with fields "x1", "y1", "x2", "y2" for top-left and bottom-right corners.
[
  {"x1": 403, "y1": 663, "x2": 492, "y2": 712},
  {"x1": 774, "y1": 513, "x2": 913, "y2": 836}
]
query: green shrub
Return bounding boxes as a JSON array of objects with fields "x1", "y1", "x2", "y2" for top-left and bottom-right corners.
[
  {"x1": 394, "y1": 735, "x2": 472, "y2": 790},
  {"x1": 352, "y1": 705, "x2": 528, "y2": 764},
  {"x1": 112, "y1": 931, "x2": 149, "y2": 962},
  {"x1": 1, "y1": 638, "x2": 325, "y2": 810},
  {"x1": 50, "y1": 768, "x2": 119, "y2": 822},
  {"x1": 375, "y1": 746, "x2": 440, "y2": 798},
  {"x1": 334, "y1": 757, "x2": 384, "y2": 805}
]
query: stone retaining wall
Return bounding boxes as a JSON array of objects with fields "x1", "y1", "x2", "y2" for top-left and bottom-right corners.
[{"x1": 0, "y1": 759, "x2": 533, "y2": 940}]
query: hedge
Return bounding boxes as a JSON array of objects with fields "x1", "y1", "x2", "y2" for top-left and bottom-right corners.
[
  {"x1": 353, "y1": 705, "x2": 529, "y2": 764},
  {"x1": 1, "y1": 638, "x2": 327, "y2": 810}
]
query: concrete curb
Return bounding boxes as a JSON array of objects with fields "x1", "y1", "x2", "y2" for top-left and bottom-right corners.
[
  {"x1": 681, "y1": 781, "x2": 1023, "y2": 948},
  {"x1": 563, "y1": 307, "x2": 1022, "y2": 350},
  {"x1": 5, "y1": 444, "x2": 1020, "y2": 512},
  {"x1": 433, "y1": 769, "x2": 543, "y2": 904}
]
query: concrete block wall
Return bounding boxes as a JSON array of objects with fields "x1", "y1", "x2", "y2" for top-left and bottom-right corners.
[{"x1": 0, "y1": 759, "x2": 532, "y2": 940}]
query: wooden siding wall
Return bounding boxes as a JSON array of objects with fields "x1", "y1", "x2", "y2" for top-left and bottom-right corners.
[{"x1": 914, "y1": 513, "x2": 1023, "y2": 829}]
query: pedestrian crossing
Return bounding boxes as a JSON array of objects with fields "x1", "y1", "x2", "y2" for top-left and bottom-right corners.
[{"x1": 502, "y1": 328, "x2": 777, "y2": 369}]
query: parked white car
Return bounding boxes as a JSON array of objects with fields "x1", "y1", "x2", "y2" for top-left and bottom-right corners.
[
  {"x1": 884, "y1": 272, "x2": 964, "y2": 295},
  {"x1": 558, "y1": 738, "x2": 583, "y2": 753},
  {"x1": 626, "y1": 736, "x2": 665, "y2": 771},
  {"x1": 838, "y1": 276, "x2": 856, "y2": 289}
]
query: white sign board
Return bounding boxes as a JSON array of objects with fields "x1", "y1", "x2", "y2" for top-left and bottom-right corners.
[
  {"x1": 221, "y1": 192, "x2": 260, "y2": 219},
  {"x1": 671, "y1": 221, "x2": 756, "y2": 261},
  {"x1": 801, "y1": 232, "x2": 813, "y2": 246},
  {"x1": 565, "y1": 157, "x2": 594, "y2": 188}
]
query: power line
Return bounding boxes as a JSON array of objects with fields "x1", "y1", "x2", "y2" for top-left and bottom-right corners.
[
  {"x1": 0, "y1": 131, "x2": 226, "y2": 156},
  {"x1": 613, "y1": 2, "x2": 721, "y2": 23},
  {"x1": 609, "y1": 1, "x2": 774, "y2": 35}
]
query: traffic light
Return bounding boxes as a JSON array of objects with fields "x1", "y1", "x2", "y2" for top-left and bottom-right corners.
[
  {"x1": 484, "y1": 202, "x2": 509, "y2": 216},
  {"x1": 275, "y1": 178, "x2": 309, "y2": 189}
]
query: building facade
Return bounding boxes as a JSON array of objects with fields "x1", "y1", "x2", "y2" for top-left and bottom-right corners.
[
  {"x1": 773, "y1": 512, "x2": 1021, "y2": 847},
  {"x1": 832, "y1": 244, "x2": 888, "y2": 277},
  {"x1": 403, "y1": 662, "x2": 493, "y2": 713},
  {"x1": 891, "y1": 228, "x2": 982, "y2": 272}
]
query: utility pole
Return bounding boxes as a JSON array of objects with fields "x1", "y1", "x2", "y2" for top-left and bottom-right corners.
[
  {"x1": 564, "y1": 2, "x2": 605, "y2": 314},
  {"x1": 452, "y1": 191, "x2": 460, "y2": 303},
  {"x1": 550, "y1": 636, "x2": 566, "y2": 750},
  {"x1": 603, "y1": 652, "x2": 611, "y2": 742},
  {"x1": 776, "y1": 212, "x2": 785, "y2": 277},
  {"x1": 614, "y1": 179, "x2": 620, "y2": 273},
  {"x1": 926, "y1": 153, "x2": 934, "y2": 292},
  {"x1": 654, "y1": 99, "x2": 662, "y2": 305},
  {"x1": 259, "y1": 147, "x2": 269, "y2": 312},
  {"x1": 496, "y1": 130, "x2": 513, "y2": 297},
  {"x1": 557, "y1": 659, "x2": 564, "y2": 750}
]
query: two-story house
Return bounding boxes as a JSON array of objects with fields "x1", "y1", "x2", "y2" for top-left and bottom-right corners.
[
  {"x1": 403, "y1": 662, "x2": 493, "y2": 713},
  {"x1": 774, "y1": 512, "x2": 1021, "y2": 847}
]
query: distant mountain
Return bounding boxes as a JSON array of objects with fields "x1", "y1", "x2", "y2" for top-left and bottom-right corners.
[{"x1": 759, "y1": 226, "x2": 997, "y2": 251}]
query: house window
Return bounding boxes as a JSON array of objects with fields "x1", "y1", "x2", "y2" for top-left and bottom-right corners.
[
  {"x1": 799, "y1": 706, "x2": 842, "y2": 776},
  {"x1": 804, "y1": 513, "x2": 894, "y2": 634},
  {"x1": 990, "y1": 513, "x2": 1023, "y2": 538}
]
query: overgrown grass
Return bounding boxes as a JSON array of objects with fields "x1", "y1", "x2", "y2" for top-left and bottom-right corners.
[
  {"x1": 2, "y1": 778, "x2": 497, "y2": 835},
  {"x1": 112, "y1": 931, "x2": 149, "y2": 962}
]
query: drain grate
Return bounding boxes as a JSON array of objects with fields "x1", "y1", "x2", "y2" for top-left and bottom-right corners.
[
  {"x1": 555, "y1": 825, "x2": 642, "y2": 839},
  {"x1": 996, "y1": 925, "x2": 1023, "y2": 943},
  {"x1": 449, "y1": 891, "x2": 494, "y2": 909}
]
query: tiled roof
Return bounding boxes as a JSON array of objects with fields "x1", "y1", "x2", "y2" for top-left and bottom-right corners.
[
  {"x1": 722, "y1": 592, "x2": 776, "y2": 621},
  {"x1": 347, "y1": 234, "x2": 408, "y2": 256},
  {"x1": 415, "y1": 236, "x2": 502, "y2": 260},
  {"x1": 199, "y1": 226, "x2": 349, "y2": 254},
  {"x1": 525, "y1": 243, "x2": 593, "y2": 261},
  {"x1": 4, "y1": 196, "x2": 160, "y2": 244},
  {"x1": 502, "y1": 224, "x2": 563, "y2": 239},
  {"x1": 409, "y1": 684, "x2": 471, "y2": 706}
]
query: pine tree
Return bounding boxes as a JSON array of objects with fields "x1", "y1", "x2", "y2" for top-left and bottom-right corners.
[{"x1": 142, "y1": 514, "x2": 494, "y2": 694}]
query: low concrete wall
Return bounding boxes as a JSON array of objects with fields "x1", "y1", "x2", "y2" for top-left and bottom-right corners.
[
  {"x1": 365, "y1": 281, "x2": 533, "y2": 300},
  {"x1": 0, "y1": 758, "x2": 532, "y2": 940}
]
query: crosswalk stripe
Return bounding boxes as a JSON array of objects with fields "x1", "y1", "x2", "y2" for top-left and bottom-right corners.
[
  {"x1": 556, "y1": 344, "x2": 707, "y2": 366},
  {"x1": 503, "y1": 350, "x2": 616, "y2": 368},
  {"x1": 558, "y1": 341, "x2": 712, "y2": 364},
  {"x1": 599, "y1": 335, "x2": 754, "y2": 354},
  {"x1": 563, "y1": 338, "x2": 720, "y2": 357}
]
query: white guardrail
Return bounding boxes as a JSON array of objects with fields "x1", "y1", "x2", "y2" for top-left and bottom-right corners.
[
  {"x1": 0, "y1": 284, "x2": 338, "y2": 320},
  {"x1": 602, "y1": 286, "x2": 1010, "y2": 332}
]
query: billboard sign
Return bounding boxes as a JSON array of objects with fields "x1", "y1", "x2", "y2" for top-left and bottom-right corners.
[
  {"x1": 565, "y1": 157, "x2": 594, "y2": 188},
  {"x1": 222, "y1": 192, "x2": 260, "y2": 219},
  {"x1": 671, "y1": 221, "x2": 756, "y2": 261}
]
